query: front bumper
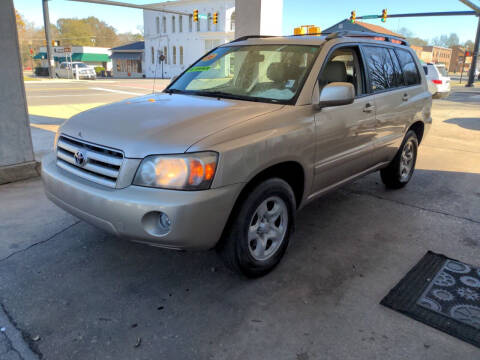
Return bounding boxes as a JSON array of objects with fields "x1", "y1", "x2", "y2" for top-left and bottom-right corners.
[{"x1": 41, "y1": 153, "x2": 242, "y2": 250}]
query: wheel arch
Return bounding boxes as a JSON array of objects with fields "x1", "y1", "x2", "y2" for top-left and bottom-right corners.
[{"x1": 409, "y1": 121, "x2": 425, "y2": 144}]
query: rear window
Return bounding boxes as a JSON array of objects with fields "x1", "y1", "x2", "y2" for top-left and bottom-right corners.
[
  {"x1": 437, "y1": 66, "x2": 448, "y2": 77},
  {"x1": 395, "y1": 49, "x2": 421, "y2": 86},
  {"x1": 362, "y1": 46, "x2": 403, "y2": 92}
]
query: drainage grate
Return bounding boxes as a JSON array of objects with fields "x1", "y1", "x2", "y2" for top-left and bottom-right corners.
[{"x1": 381, "y1": 251, "x2": 480, "y2": 348}]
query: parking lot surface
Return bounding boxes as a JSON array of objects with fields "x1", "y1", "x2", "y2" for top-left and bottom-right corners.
[{"x1": 0, "y1": 81, "x2": 479, "y2": 359}]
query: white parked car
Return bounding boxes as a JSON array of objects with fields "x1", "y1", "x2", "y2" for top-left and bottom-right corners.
[
  {"x1": 56, "y1": 62, "x2": 96, "y2": 80},
  {"x1": 422, "y1": 63, "x2": 450, "y2": 98}
]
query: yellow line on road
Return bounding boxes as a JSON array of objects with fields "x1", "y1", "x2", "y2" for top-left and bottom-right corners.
[
  {"x1": 29, "y1": 103, "x2": 106, "y2": 119},
  {"x1": 30, "y1": 124, "x2": 60, "y2": 133}
]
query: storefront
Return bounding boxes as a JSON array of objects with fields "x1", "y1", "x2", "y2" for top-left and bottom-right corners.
[{"x1": 110, "y1": 41, "x2": 144, "y2": 78}]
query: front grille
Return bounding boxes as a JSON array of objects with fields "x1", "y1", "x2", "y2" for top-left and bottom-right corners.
[{"x1": 56, "y1": 135, "x2": 124, "y2": 188}]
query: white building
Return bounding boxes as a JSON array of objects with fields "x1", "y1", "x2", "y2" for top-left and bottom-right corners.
[{"x1": 143, "y1": 0, "x2": 235, "y2": 78}]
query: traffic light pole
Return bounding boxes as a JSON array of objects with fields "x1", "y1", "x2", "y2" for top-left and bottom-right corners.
[
  {"x1": 466, "y1": 16, "x2": 480, "y2": 87},
  {"x1": 42, "y1": 0, "x2": 55, "y2": 78}
]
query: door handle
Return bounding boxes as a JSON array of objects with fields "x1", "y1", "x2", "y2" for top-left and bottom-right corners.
[
  {"x1": 402, "y1": 93, "x2": 409, "y2": 102},
  {"x1": 363, "y1": 103, "x2": 375, "y2": 113}
]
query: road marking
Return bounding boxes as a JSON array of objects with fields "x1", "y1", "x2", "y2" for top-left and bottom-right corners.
[
  {"x1": 28, "y1": 94, "x2": 114, "y2": 98},
  {"x1": 30, "y1": 124, "x2": 60, "y2": 133},
  {"x1": 90, "y1": 87, "x2": 144, "y2": 96}
]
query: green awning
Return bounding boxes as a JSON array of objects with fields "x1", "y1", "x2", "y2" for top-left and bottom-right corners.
[
  {"x1": 33, "y1": 52, "x2": 46, "y2": 60},
  {"x1": 72, "y1": 53, "x2": 110, "y2": 62},
  {"x1": 33, "y1": 52, "x2": 110, "y2": 62}
]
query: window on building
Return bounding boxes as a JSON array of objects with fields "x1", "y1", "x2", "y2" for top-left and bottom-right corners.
[
  {"x1": 162, "y1": 16, "x2": 167, "y2": 33},
  {"x1": 151, "y1": 46, "x2": 154, "y2": 64},
  {"x1": 196, "y1": 17, "x2": 200, "y2": 31},
  {"x1": 207, "y1": 13, "x2": 212, "y2": 31},
  {"x1": 180, "y1": 46, "x2": 184, "y2": 65},
  {"x1": 156, "y1": 17, "x2": 160, "y2": 34},
  {"x1": 173, "y1": 46, "x2": 177, "y2": 64},
  {"x1": 395, "y1": 48, "x2": 421, "y2": 86},
  {"x1": 189, "y1": 15, "x2": 193, "y2": 32},
  {"x1": 230, "y1": 12, "x2": 235, "y2": 31},
  {"x1": 172, "y1": 16, "x2": 176, "y2": 32},
  {"x1": 179, "y1": 15, "x2": 183, "y2": 32},
  {"x1": 164, "y1": 46, "x2": 168, "y2": 64}
]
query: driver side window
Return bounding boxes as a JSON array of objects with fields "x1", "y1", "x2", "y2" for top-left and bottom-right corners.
[{"x1": 318, "y1": 47, "x2": 365, "y2": 96}]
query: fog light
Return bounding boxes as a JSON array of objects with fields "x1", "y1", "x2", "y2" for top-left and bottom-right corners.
[
  {"x1": 158, "y1": 212, "x2": 171, "y2": 231},
  {"x1": 141, "y1": 211, "x2": 172, "y2": 236}
]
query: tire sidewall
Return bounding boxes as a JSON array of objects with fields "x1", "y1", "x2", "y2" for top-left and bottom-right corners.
[{"x1": 234, "y1": 179, "x2": 295, "y2": 276}]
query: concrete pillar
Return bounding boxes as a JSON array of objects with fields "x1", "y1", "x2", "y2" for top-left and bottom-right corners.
[
  {"x1": 235, "y1": 0, "x2": 283, "y2": 38},
  {"x1": 0, "y1": 0, "x2": 38, "y2": 184}
]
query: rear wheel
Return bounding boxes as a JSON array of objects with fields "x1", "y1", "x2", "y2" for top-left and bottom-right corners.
[
  {"x1": 380, "y1": 130, "x2": 418, "y2": 189},
  {"x1": 217, "y1": 178, "x2": 295, "y2": 278}
]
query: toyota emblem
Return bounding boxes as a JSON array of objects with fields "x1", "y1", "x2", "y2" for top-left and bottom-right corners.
[{"x1": 74, "y1": 151, "x2": 86, "y2": 167}]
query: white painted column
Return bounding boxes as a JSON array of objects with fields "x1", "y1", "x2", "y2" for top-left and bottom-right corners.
[
  {"x1": 235, "y1": 0, "x2": 283, "y2": 38},
  {"x1": 0, "y1": 0, "x2": 37, "y2": 184}
]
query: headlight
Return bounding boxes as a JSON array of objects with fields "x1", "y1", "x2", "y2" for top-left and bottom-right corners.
[{"x1": 133, "y1": 152, "x2": 218, "y2": 190}]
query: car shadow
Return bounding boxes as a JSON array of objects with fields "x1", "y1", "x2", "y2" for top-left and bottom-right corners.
[
  {"x1": 444, "y1": 117, "x2": 480, "y2": 131},
  {"x1": 0, "y1": 169, "x2": 479, "y2": 359}
]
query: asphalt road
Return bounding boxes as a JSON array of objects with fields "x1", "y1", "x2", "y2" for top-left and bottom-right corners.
[
  {"x1": 25, "y1": 79, "x2": 169, "y2": 106},
  {"x1": 0, "y1": 82, "x2": 479, "y2": 360}
]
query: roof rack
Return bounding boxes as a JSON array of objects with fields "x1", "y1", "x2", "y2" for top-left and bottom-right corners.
[
  {"x1": 320, "y1": 30, "x2": 409, "y2": 46},
  {"x1": 230, "y1": 35, "x2": 276, "y2": 43}
]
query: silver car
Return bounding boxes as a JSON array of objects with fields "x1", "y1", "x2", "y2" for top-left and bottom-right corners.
[{"x1": 42, "y1": 32, "x2": 432, "y2": 277}]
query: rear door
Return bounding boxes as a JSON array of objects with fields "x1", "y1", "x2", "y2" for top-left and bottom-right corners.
[{"x1": 361, "y1": 45, "x2": 422, "y2": 163}]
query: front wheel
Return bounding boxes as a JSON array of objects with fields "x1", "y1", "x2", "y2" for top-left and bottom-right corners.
[
  {"x1": 217, "y1": 178, "x2": 296, "y2": 278},
  {"x1": 380, "y1": 130, "x2": 418, "y2": 189}
]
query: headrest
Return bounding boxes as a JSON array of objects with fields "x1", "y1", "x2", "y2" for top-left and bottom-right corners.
[
  {"x1": 267, "y1": 62, "x2": 302, "y2": 82},
  {"x1": 322, "y1": 61, "x2": 347, "y2": 83}
]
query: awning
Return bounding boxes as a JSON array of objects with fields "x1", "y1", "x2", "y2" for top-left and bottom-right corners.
[
  {"x1": 33, "y1": 52, "x2": 110, "y2": 62},
  {"x1": 112, "y1": 52, "x2": 142, "y2": 60}
]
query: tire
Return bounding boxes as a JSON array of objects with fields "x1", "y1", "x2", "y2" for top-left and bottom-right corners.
[
  {"x1": 380, "y1": 130, "x2": 418, "y2": 189},
  {"x1": 217, "y1": 178, "x2": 296, "y2": 278}
]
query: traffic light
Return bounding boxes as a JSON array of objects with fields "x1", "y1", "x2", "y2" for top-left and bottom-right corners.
[
  {"x1": 350, "y1": 11, "x2": 356, "y2": 24},
  {"x1": 193, "y1": 9, "x2": 198, "y2": 22},
  {"x1": 381, "y1": 9, "x2": 387, "y2": 22},
  {"x1": 213, "y1": 12, "x2": 218, "y2": 24}
]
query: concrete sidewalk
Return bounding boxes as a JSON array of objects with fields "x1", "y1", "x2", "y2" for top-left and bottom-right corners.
[{"x1": 0, "y1": 90, "x2": 479, "y2": 359}]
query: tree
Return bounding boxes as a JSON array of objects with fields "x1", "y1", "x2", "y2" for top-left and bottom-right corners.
[
  {"x1": 464, "y1": 40, "x2": 474, "y2": 51},
  {"x1": 432, "y1": 33, "x2": 460, "y2": 48},
  {"x1": 56, "y1": 17, "x2": 118, "y2": 47}
]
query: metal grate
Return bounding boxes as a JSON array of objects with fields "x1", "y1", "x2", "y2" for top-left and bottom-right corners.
[{"x1": 56, "y1": 135, "x2": 124, "y2": 188}]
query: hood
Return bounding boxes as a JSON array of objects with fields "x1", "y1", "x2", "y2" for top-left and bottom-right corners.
[{"x1": 60, "y1": 93, "x2": 283, "y2": 158}]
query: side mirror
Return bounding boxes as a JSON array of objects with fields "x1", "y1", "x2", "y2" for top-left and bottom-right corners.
[{"x1": 317, "y1": 82, "x2": 355, "y2": 108}]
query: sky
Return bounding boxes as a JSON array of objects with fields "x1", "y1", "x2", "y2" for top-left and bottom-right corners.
[{"x1": 14, "y1": 0, "x2": 480, "y2": 43}]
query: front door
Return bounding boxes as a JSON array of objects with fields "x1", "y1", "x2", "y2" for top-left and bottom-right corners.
[{"x1": 312, "y1": 46, "x2": 377, "y2": 195}]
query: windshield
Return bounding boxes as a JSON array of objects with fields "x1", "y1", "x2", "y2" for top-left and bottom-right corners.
[
  {"x1": 168, "y1": 44, "x2": 320, "y2": 104},
  {"x1": 73, "y1": 63, "x2": 88, "y2": 68}
]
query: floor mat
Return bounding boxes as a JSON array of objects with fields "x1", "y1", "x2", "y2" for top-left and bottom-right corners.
[{"x1": 381, "y1": 251, "x2": 480, "y2": 348}]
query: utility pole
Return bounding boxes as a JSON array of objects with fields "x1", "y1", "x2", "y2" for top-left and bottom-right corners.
[
  {"x1": 466, "y1": 16, "x2": 480, "y2": 87},
  {"x1": 42, "y1": 0, "x2": 55, "y2": 78}
]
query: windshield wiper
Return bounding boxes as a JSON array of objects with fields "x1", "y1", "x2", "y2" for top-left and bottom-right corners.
[{"x1": 164, "y1": 88, "x2": 184, "y2": 94}]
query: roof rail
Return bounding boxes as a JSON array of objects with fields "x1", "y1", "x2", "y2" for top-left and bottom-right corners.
[
  {"x1": 321, "y1": 30, "x2": 409, "y2": 46},
  {"x1": 230, "y1": 35, "x2": 276, "y2": 43}
]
